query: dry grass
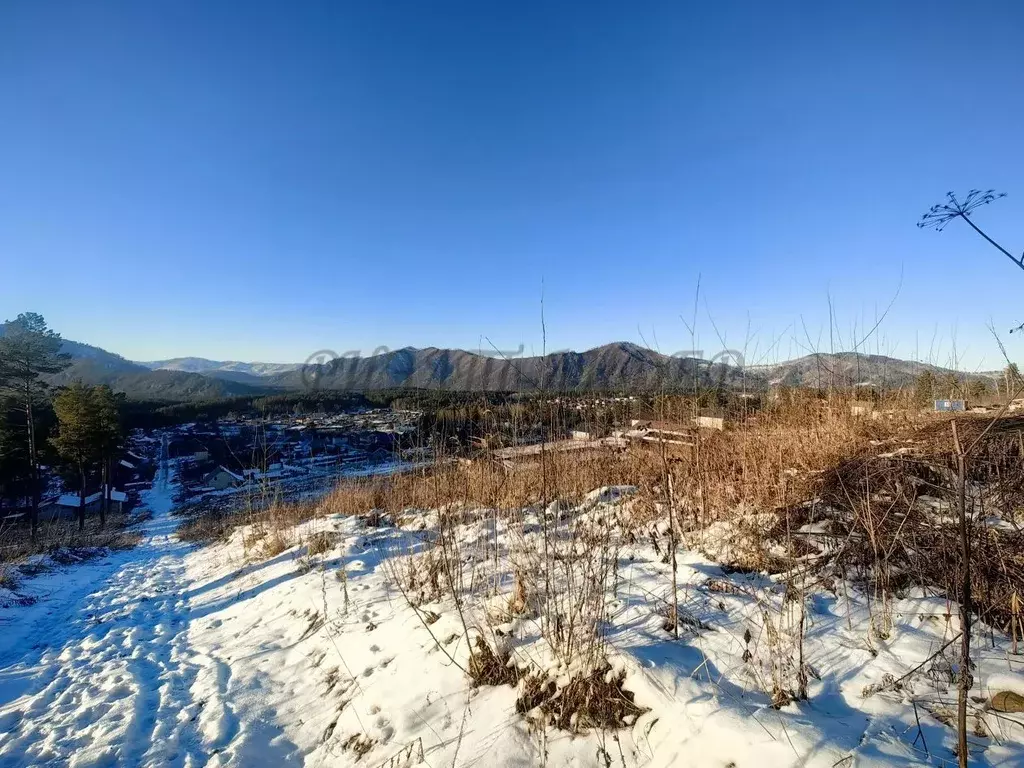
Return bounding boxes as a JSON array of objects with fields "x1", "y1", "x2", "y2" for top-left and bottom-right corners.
[
  {"x1": 176, "y1": 497, "x2": 321, "y2": 546},
  {"x1": 341, "y1": 733, "x2": 376, "y2": 761},
  {"x1": 466, "y1": 636, "x2": 648, "y2": 734},
  {"x1": 164, "y1": 397, "x2": 1024, "y2": 748},
  {"x1": 259, "y1": 528, "x2": 292, "y2": 559},
  {"x1": 320, "y1": 450, "x2": 653, "y2": 517},
  {"x1": 176, "y1": 397, "x2": 910, "y2": 558},
  {"x1": 516, "y1": 665, "x2": 648, "y2": 732},
  {"x1": 468, "y1": 636, "x2": 519, "y2": 687},
  {"x1": 812, "y1": 415, "x2": 1024, "y2": 629},
  {"x1": 0, "y1": 514, "x2": 141, "y2": 604},
  {"x1": 177, "y1": 512, "x2": 234, "y2": 544},
  {"x1": 311, "y1": 397, "x2": 912, "y2": 531},
  {"x1": 0, "y1": 566, "x2": 18, "y2": 591},
  {"x1": 305, "y1": 530, "x2": 336, "y2": 556},
  {"x1": 0, "y1": 510, "x2": 145, "y2": 565}
]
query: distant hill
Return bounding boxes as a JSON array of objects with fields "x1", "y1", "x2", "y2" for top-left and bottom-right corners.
[
  {"x1": 17, "y1": 327, "x2": 1002, "y2": 401},
  {"x1": 268, "y1": 342, "x2": 747, "y2": 392},
  {"x1": 35, "y1": 348, "x2": 292, "y2": 400},
  {"x1": 13, "y1": 340, "x2": 274, "y2": 401},
  {"x1": 49, "y1": 357, "x2": 271, "y2": 401},
  {"x1": 750, "y1": 353, "x2": 998, "y2": 390},
  {"x1": 271, "y1": 345, "x2": 1001, "y2": 394},
  {"x1": 141, "y1": 357, "x2": 301, "y2": 377},
  {"x1": 59, "y1": 339, "x2": 143, "y2": 374}
]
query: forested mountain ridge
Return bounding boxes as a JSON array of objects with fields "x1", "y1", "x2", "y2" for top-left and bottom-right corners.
[{"x1": 5, "y1": 324, "x2": 999, "y2": 401}]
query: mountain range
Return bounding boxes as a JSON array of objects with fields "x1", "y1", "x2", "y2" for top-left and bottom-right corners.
[
  {"x1": 141, "y1": 357, "x2": 301, "y2": 377},
  {"x1": 45, "y1": 341, "x2": 268, "y2": 401},
  {"x1": 35, "y1": 337, "x2": 1001, "y2": 402}
]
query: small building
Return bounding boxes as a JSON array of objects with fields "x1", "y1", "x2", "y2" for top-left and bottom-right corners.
[
  {"x1": 934, "y1": 400, "x2": 968, "y2": 412},
  {"x1": 570, "y1": 430, "x2": 592, "y2": 441},
  {"x1": 41, "y1": 492, "x2": 103, "y2": 521},
  {"x1": 193, "y1": 451, "x2": 210, "y2": 462},
  {"x1": 108, "y1": 489, "x2": 128, "y2": 513},
  {"x1": 850, "y1": 400, "x2": 875, "y2": 417},
  {"x1": 693, "y1": 411, "x2": 726, "y2": 431},
  {"x1": 59, "y1": 491, "x2": 103, "y2": 510},
  {"x1": 203, "y1": 466, "x2": 244, "y2": 491}
]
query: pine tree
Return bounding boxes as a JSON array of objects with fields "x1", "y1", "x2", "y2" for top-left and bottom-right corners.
[
  {"x1": 51, "y1": 382, "x2": 100, "y2": 531},
  {"x1": 0, "y1": 313, "x2": 71, "y2": 537},
  {"x1": 941, "y1": 372, "x2": 961, "y2": 400},
  {"x1": 93, "y1": 386, "x2": 124, "y2": 527},
  {"x1": 0, "y1": 397, "x2": 33, "y2": 514},
  {"x1": 1005, "y1": 363, "x2": 1022, "y2": 398},
  {"x1": 914, "y1": 370, "x2": 936, "y2": 408},
  {"x1": 967, "y1": 378, "x2": 988, "y2": 400}
]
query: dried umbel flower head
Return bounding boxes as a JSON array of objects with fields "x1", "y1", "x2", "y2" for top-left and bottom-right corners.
[{"x1": 918, "y1": 189, "x2": 1006, "y2": 231}]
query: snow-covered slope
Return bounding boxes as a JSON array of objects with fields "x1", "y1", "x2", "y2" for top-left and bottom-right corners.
[{"x1": 2, "y1": 483, "x2": 1022, "y2": 766}]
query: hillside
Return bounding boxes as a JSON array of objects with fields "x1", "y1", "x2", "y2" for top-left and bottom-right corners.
[
  {"x1": 49, "y1": 358, "x2": 271, "y2": 401},
  {"x1": 37, "y1": 333, "x2": 1003, "y2": 399},
  {"x1": 59, "y1": 339, "x2": 143, "y2": 374},
  {"x1": 5, "y1": 421, "x2": 1023, "y2": 767},
  {"x1": 751, "y1": 352, "x2": 998, "y2": 390},
  {"x1": 272, "y1": 345, "x2": 998, "y2": 393},
  {"x1": 269, "y1": 342, "x2": 747, "y2": 392},
  {"x1": 141, "y1": 357, "x2": 300, "y2": 377},
  {"x1": 0, "y1": 336, "x2": 278, "y2": 401}
]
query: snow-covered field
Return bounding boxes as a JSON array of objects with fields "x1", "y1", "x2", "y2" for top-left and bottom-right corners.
[{"x1": 2, "y1": 468, "x2": 1023, "y2": 767}]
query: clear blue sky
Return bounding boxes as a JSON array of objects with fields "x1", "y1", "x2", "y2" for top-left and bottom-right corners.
[{"x1": 2, "y1": 1, "x2": 1022, "y2": 370}]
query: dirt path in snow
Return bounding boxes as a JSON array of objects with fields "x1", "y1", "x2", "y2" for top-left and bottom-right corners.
[{"x1": 0, "y1": 442, "x2": 300, "y2": 768}]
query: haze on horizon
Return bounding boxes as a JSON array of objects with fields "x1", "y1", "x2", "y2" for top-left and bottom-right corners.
[{"x1": 2, "y1": 1, "x2": 1022, "y2": 371}]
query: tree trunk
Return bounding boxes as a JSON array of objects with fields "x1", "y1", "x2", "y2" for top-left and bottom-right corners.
[
  {"x1": 100, "y1": 457, "x2": 108, "y2": 528},
  {"x1": 78, "y1": 463, "x2": 86, "y2": 531},
  {"x1": 26, "y1": 385, "x2": 39, "y2": 540}
]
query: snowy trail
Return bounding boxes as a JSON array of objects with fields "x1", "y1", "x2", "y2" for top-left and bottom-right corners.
[{"x1": 0, "y1": 442, "x2": 288, "y2": 768}]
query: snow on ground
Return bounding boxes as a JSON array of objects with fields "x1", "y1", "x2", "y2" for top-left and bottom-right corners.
[{"x1": 2, "y1": 471, "x2": 1024, "y2": 767}]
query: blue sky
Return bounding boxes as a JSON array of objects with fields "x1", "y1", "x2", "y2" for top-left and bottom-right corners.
[{"x1": 2, "y1": 1, "x2": 1022, "y2": 369}]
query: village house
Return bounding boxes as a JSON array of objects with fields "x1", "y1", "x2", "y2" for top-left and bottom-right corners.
[
  {"x1": 850, "y1": 400, "x2": 875, "y2": 417},
  {"x1": 693, "y1": 411, "x2": 726, "y2": 431},
  {"x1": 40, "y1": 487, "x2": 131, "y2": 521},
  {"x1": 41, "y1": 492, "x2": 103, "y2": 521},
  {"x1": 202, "y1": 466, "x2": 244, "y2": 491}
]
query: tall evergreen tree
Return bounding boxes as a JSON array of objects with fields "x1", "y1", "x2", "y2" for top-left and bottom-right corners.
[
  {"x1": 93, "y1": 385, "x2": 124, "y2": 527},
  {"x1": 914, "y1": 370, "x2": 936, "y2": 408},
  {"x1": 51, "y1": 382, "x2": 100, "y2": 531},
  {"x1": 940, "y1": 372, "x2": 961, "y2": 400},
  {"x1": 0, "y1": 313, "x2": 71, "y2": 537},
  {"x1": 967, "y1": 378, "x2": 989, "y2": 400},
  {"x1": 1005, "y1": 363, "x2": 1022, "y2": 398},
  {"x1": 0, "y1": 396, "x2": 33, "y2": 513}
]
